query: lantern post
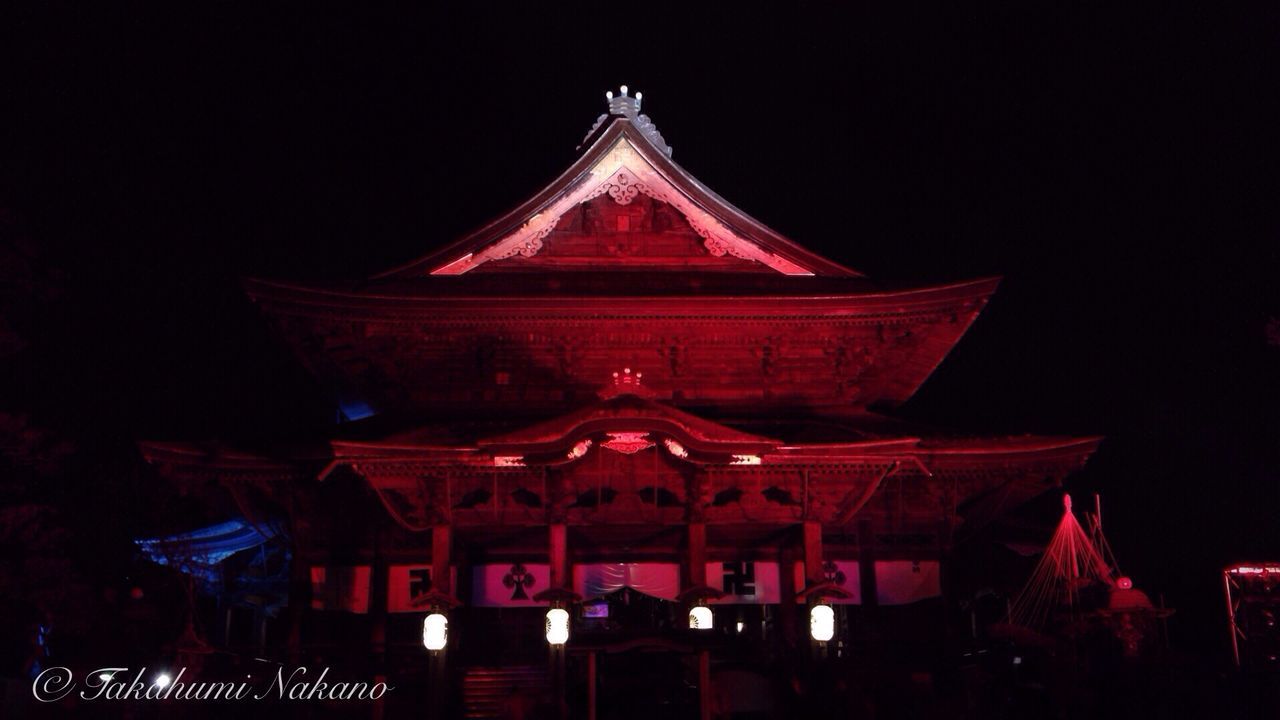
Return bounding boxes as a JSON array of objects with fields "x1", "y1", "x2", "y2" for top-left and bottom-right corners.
[
  {"x1": 416, "y1": 590, "x2": 461, "y2": 720},
  {"x1": 797, "y1": 582, "x2": 851, "y2": 660},
  {"x1": 677, "y1": 585, "x2": 724, "y2": 720},
  {"x1": 534, "y1": 587, "x2": 580, "y2": 720}
]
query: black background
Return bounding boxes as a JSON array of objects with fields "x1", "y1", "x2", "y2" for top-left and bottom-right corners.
[{"x1": 3, "y1": 4, "x2": 1277, "y2": 658}]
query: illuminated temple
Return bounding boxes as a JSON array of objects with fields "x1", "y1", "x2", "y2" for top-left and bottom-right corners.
[{"x1": 140, "y1": 88, "x2": 1100, "y2": 718}]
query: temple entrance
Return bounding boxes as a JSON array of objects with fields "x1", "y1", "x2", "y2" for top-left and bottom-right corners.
[
  {"x1": 587, "y1": 645, "x2": 698, "y2": 720},
  {"x1": 571, "y1": 588, "x2": 698, "y2": 719}
]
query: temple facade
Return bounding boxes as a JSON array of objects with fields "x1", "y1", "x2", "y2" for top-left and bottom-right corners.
[{"x1": 140, "y1": 88, "x2": 1099, "y2": 719}]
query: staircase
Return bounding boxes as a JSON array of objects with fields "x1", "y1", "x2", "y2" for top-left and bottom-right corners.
[{"x1": 461, "y1": 665, "x2": 548, "y2": 719}]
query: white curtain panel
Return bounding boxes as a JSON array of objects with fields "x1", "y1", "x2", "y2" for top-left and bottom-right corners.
[{"x1": 573, "y1": 563, "x2": 681, "y2": 600}]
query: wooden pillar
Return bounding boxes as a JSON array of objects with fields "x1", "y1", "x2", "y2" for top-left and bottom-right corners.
[
  {"x1": 778, "y1": 545, "x2": 798, "y2": 649},
  {"x1": 858, "y1": 520, "x2": 879, "y2": 606},
  {"x1": 286, "y1": 549, "x2": 310, "y2": 665},
  {"x1": 936, "y1": 551, "x2": 958, "y2": 656},
  {"x1": 369, "y1": 538, "x2": 388, "y2": 720},
  {"x1": 549, "y1": 523, "x2": 568, "y2": 590},
  {"x1": 698, "y1": 649, "x2": 712, "y2": 720},
  {"x1": 587, "y1": 650, "x2": 598, "y2": 720},
  {"x1": 939, "y1": 489, "x2": 959, "y2": 653},
  {"x1": 802, "y1": 521, "x2": 824, "y2": 585},
  {"x1": 432, "y1": 524, "x2": 453, "y2": 596},
  {"x1": 548, "y1": 522, "x2": 568, "y2": 720},
  {"x1": 428, "y1": 525, "x2": 451, "y2": 720},
  {"x1": 691, "y1": 521, "x2": 713, "y2": 720},
  {"x1": 800, "y1": 521, "x2": 826, "y2": 659},
  {"x1": 370, "y1": 561, "x2": 388, "y2": 659},
  {"x1": 428, "y1": 650, "x2": 447, "y2": 720},
  {"x1": 284, "y1": 494, "x2": 310, "y2": 665},
  {"x1": 858, "y1": 520, "x2": 878, "y2": 607},
  {"x1": 858, "y1": 519, "x2": 879, "y2": 649},
  {"x1": 256, "y1": 609, "x2": 268, "y2": 656},
  {"x1": 549, "y1": 644, "x2": 566, "y2": 720},
  {"x1": 687, "y1": 522, "x2": 707, "y2": 588}
]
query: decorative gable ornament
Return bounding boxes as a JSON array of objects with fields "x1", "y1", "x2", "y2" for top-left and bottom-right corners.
[
  {"x1": 599, "y1": 367, "x2": 657, "y2": 399},
  {"x1": 601, "y1": 432, "x2": 655, "y2": 455}
]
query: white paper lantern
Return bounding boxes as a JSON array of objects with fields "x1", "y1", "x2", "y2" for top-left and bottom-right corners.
[
  {"x1": 545, "y1": 607, "x2": 570, "y2": 645},
  {"x1": 689, "y1": 605, "x2": 713, "y2": 630},
  {"x1": 423, "y1": 612, "x2": 448, "y2": 651},
  {"x1": 810, "y1": 603, "x2": 835, "y2": 642}
]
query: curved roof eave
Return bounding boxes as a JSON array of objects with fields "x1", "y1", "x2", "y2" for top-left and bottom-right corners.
[{"x1": 240, "y1": 274, "x2": 999, "y2": 316}]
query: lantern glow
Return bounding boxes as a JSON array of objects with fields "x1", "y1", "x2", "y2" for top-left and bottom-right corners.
[
  {"x1": 689, "y1": 605, "x2": 713, "y2": 630},
  {"x1": 810, "y1": 603, "x2": 835, "y2": 642},
  {"x1": 545, "y1": 607, "x2": 570, "y2": 645},
  {"x1": 423, "y1": 612, "x2": 448, "y2": 651}
]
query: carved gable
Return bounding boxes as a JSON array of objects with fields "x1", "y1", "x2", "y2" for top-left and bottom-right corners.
[
  {"x1": 430, "y1": 134, "x2": 819, "y2": 276},
  {"x1": 377, "y1": 89, "x2": 862, "y2": 280},
  {"x1": 478, "y1": 193, "x2": 765, "y2": 272}
]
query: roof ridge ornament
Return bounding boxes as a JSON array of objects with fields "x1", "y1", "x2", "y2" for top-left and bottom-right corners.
[
  {"x1": 606, "y1": 84, "x2": 641, "y2": 116},
  {"x1": 598, "y1": 366, "x2": 657, "y2": 399},
  {"x1": 579, "y1": 85, "x2": 672, "y2": 157}
]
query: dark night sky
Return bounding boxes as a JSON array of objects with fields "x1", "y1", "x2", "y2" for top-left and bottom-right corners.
[{"x1": 3, "y1": 4, "x2": 1277, "y2": 655}]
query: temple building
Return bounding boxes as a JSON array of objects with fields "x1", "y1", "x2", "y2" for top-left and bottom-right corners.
[{"x1": 139, "y1": 88, "x2": 1100, "y2": 719}]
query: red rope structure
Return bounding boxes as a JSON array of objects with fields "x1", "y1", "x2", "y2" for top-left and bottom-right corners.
[{"x1": 1009, "y1": 494, "x2": 1115, "y2": 629}]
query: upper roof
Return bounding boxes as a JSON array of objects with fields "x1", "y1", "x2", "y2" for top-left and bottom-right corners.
[
  {"x1": 377, "y1": 87, "x2": 861, "y2": 279},
  {"x1": 240, "y1": 89, "x2": 1000, "y2": 416}
]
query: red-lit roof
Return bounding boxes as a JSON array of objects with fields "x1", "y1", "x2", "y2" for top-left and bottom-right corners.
[{"x1": 376, "y1": 113, "x2": 862, "y2": 279}]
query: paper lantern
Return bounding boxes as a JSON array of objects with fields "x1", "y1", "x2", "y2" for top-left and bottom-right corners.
[
  {"x1": 810, "y1": 603, "x2": 835, "y2": 642},
  {"x1": 545, "y1": 607, "x2": 569, "y2": 645},
  {"x1": 689, "y1": 605, "x2": 713, "y2": 630},
  {"x1": 423, "y1": 613, "x2": 448, "y2": 651}
]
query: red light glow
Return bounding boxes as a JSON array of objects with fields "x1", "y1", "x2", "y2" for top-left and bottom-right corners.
[{"x1": 1228, "y1": 565, "x2": 1280, "y2": 575}]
